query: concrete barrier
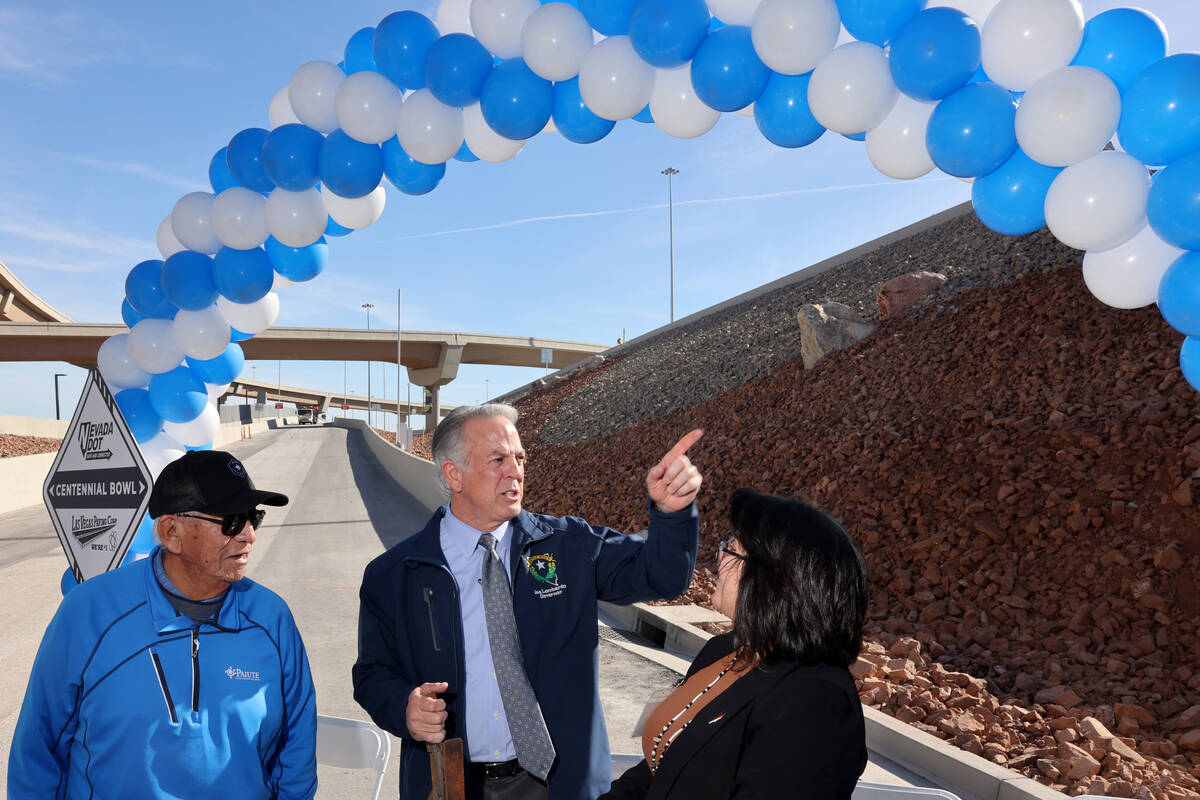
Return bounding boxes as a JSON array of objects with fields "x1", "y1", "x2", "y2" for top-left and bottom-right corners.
[
  {"x1": 0, "y1": 452, "x2": 56, "y2": 515},
  {"x1": 0, "y1": 414, "x2": 69, "y2": 438},
  {"x1": 334, "y1": 417, "x2": 444, "y2": 514}
]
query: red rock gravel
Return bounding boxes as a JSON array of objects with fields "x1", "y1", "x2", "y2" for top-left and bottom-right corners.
[
  {"x1": 0, "y1": 434, "x2": 61, "y2": 458},
  {"x1": 512, "y1": 266, "x2": 1200, "y2": 798}
]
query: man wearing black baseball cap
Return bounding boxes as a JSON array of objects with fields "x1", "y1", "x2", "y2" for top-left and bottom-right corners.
[{"x1": 9, "y1": 450, "x2": 318, "y2": 800}]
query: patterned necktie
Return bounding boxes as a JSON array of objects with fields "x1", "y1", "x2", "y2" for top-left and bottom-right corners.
[{"x1": 478, "y1": 532, "x2": 556, "y2": 781}]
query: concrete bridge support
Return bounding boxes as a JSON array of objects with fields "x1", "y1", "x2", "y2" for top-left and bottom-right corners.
[{"x1": 407, "y1": 344, "x2": 463, "y2": 432}]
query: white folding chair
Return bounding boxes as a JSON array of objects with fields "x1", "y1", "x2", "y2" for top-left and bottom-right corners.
[
  {"x1": 316, "y1": 714, "x2": 392, "y2": 800},
  {"x1": 852, "y1": 781, "x2": 962, "y2": 800}
]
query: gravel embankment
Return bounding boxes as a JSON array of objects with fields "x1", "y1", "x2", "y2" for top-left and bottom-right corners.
[{"x1": 0, "y1": 434, "x2": 61, "y2": 458}]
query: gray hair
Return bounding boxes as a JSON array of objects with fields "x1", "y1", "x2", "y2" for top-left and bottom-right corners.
[{"x1": 431, "y1": 403, "x2": 519, "y2": 493}]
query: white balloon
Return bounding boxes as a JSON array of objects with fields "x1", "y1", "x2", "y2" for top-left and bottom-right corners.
[
  {"x1": 336, "y1": 71, "x2": 405, "y2": 145},
  {"x1": 322, "y1": 185, "x2": 387, "y2": 229},
  {"x1": 1015, "y1": 66, "x2": 1120, "y2": 167},
  {"x1": 579, "y1": 36, "x2": 656, "y2": 121},
  {"x1": 289, "y1": 60, "x2": 345, "y2": 134},
  {"x1": 98, "y1": 334, "x2": 151, "y2": 390},
  {"x1": 269, "y1": 86, "x2": 302, "y2": 129},
  {"x1": 265, "y1": 188, "x2": 327, "y2": 248},
  {"x1": 140, "y1": 431, "x2": 186, "y2": 478},
  {"x1": 218, "y1": 292, "x2": 280, "y2": 335},
  {"x1": 272, "y1": 272, "x2": 296, "y2": 291},
  {"x1": 707, "y1": 0, "x2": 763, "y2": 27},
  {"x1": 471, "y1": 0, "x2": 540, "y2": 59},
  {"x1": 156, "y1": 215, "x2": 185, "y2": 260},
  {"x1": 205, "y1": 382, "x2": 231, "y2": 402},
  {"x1": 172, "y1": 306, "x2": 232, "y2": 361},
  {"x1": 1082, "y1": 225, "x2": 1185, "y2": 309},
  {"x1": 1044, "y1": 151, "x2": 1150, "y2": 252},
  {"x1": 170, "y1": 192, "x2": 221, "y2": 255},
  {"x1": 521, "y1": 2, "x2": 594, "y2": 81},
  {"x1": 127, "y1": 318, "x2": 185, "y2": 375},
  {"x1": 735, "y1": 103, "x2": 755, "y2": 118},
  {"x1": 751, "y1": 0, "x2": 840, "y2": 76},
  {"x1": 981, "y1": 0, "x2": 1084, "y2": 92},
  {"x1": 463, "y1": 102, "x2": 526, "y2": 162},
  {"x1": 807, "y1": 42, "x2": 898, "y2": 135},
  {"x1": 437, "y1": 0, "x2": 475, "y2": 36},
  {"x1": 163, "y1": 403, "x2": 220, "y2": 448},
  {"x1": 865, "y1": 95, "x2": 936, "y2": 180},
  {"x1": 396, "y1": 89, "x2": 465, "y2": 165},
  {"x1": 927, "y1": 0, "x2": 998, "y2": 25},
  {"x1": 210, "y1": 187, "x2": 270, "y2": 250},
  {"x1": 650, "y1": 66, "x2": 721, "y2": 139}
]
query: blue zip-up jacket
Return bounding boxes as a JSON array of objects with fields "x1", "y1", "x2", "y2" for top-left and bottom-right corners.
[
  {"x1": 352, "y1": 503, "x2": 699, "y2": 800},
  {"x1": 8, "y1": 548, "x2": 318, "y2": 800}
]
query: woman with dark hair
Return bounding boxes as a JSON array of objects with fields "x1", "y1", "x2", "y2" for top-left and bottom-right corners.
[{"x1": 599, "y1": 488, "x2": 869, "y2": 800}]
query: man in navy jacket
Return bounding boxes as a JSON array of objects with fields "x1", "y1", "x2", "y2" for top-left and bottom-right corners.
[{"x1": 353, "y1": 404, "x2": 703, "y2": 800}]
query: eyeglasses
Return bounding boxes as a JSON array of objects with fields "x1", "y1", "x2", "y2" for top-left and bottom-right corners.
[
  {"x1": 717, "y1": 536, "x2": 746, "y2": 562},
  {"x1": 175, "y1": 509, "x2": 266, "y2": 537}
]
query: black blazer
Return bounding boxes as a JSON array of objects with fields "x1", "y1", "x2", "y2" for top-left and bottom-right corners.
[{"x1": 600, "y1": 633, "x2": 867, "y2": 800}]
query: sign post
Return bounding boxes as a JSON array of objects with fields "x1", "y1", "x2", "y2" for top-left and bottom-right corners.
[{"x1": 43, "y1": 369, "x2": 152, "y2": 583}]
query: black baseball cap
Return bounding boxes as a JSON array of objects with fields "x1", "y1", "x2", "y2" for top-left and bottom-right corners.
[{"x1": 148, "y1": 450, "x2": 288, "y2": 519}]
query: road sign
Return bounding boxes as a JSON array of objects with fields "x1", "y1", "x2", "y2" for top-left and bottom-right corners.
[
  {"x1": 43, "y1": 369, "x2": 152, "y2": 583},
  {"x1": 540, "y1": 348, "x2": 553, "y2": 366}
]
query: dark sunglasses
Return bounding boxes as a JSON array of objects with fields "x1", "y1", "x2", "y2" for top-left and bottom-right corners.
[
  {"x1": 717, "y1": 536, "x2": 746, "y2": 561},
  {"x1": 175, "y1": 509, "x2": 266, "y2": 537}
]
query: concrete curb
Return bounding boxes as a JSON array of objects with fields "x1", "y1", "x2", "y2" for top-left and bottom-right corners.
[
  {"x1": 333, "y1": 417, "x2": 443, "y2": 514},
  {"x1": 609, "y1": 601, "x2": 1067, "y2": 800}
]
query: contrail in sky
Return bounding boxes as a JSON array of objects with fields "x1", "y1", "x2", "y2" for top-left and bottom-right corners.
[{"x1": 389, "y1": 177, "x2": 960, "y2": 242}]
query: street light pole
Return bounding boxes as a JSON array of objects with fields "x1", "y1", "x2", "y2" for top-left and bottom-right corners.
[
  {"x1": 661, "y1": 167, "x2": 678, "y2": 323},
  {"x1": 362, "y1": 302, "x2": 374, "y2": 428},
  {"x1": 54, "y1": 373, "x2": 66, "y2": 420}
]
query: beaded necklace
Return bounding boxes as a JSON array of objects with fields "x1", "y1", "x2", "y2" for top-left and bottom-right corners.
[{"x1": 648, "y1": 662, "x2": 734, "y2": 772}]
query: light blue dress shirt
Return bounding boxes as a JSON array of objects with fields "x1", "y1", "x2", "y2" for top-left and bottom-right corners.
[{"x1": 440, "y1": 506, "x2": 518, "y2": 764}]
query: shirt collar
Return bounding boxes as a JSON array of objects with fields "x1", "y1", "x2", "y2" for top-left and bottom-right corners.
[{"x1": 443, "y1": 505, "x2": 510, "y2": 558}]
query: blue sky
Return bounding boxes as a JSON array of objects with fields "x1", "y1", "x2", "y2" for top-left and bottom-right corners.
[{"x1": 1, "y1": 0, "x2": 1196, "y2": 429}]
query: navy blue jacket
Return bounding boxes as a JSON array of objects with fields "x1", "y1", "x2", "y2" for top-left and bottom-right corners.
[{"x1": 352, "y1": 503, "x2": 699, "y2": 800}]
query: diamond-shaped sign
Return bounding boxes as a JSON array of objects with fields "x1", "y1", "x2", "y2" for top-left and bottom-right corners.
[{"x1": 43, "y1": 369, "x2": 152, "y2": 583}]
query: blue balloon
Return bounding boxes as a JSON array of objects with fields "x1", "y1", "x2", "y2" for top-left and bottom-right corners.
[
  {"x1": 209, "y1": 147, "x2": 239, "y2": 193},
  {"x1": 926, "y1": 81, "x2": 1017, "y2": 178},
  {"x1": 382, "y1": 137, "x2": 446, "y2": 195},
  {"x1": 61, "y1": 567, "x2": 78, "y2": 595},
  {"x1": 121, "y1": 516, "x2": 157, "y2": 566},
  {"x1": 325, "y1": 216, "x2": 353, "y2": 236},
  {"x1": 633, "y1": 104, "x2": 655, "y2": 123},
  {"x1": 115, "y1": 388, "x2": 162, "y2": 443},
  {"x1": 1119, "y1": 54, "x2": 1200, "y2": 167},
  {"x1": 1071, "y1": 8, "x2": 1167, "y2": 94},
  {"x1": 454, "y1": 141, "x2": 481, "y2": 162},
  {"x1": 842, "y1": 131, "x2": 866, "y2": 142},
  {"x1": 1159, "y1": 251, "x2": 1200, "y2": 337},
  {"x1": 580, "y1": 0, "x2": 636, "y2": 36},
  {"x1": 425, "y1": 34, "x2": 494, "y2": 108},
  {"x1": 265, "y1": 235, "x2": 328, "y2": 282},
  {"x1": 121, "y1": 298, "x2": 146, "y2": 329},
  {"x1": 345, "y1": 27, "x2": 379, "y2": 74},
  {"x1": 185, "y1": 442, "x2": 214, "y2": 452},
  {"x1": 480, "y1": 59, "x2": 554, "y2": 140},
  {"x1": 374, "y1": 11, "x2": 440, "y2": 89},
  {"x1": 629, "y1": 0, "x2": 710, "y2": 68},
  {"x1": 262, "y1": 124, "x2": 324, "y2": 191},
  {"x1": 213, "y1": 247, "x2": 274, "y2": 303},
  {"x1": 338, "y1": 61, "x2": 348, "y2": 74},
  {"x1": 552, "y1": 78, "x2": 617, "y2": 143},
  {"x1": 125, "y1": 259, "x2": 177, "y2": 319},
  {"x1": 226, "y1": 128, "x2": 274, "y2": 193},
  {"x1": 691, "y1": 26, "x2": 769, "y2": 112},
  {"x1": 1181, "y1": 336, "x2": 1200, "y2": 393},
  {"x1": 161, "y1": 251, "x2": 218, "y2": 311},
  {"x1": 835, "y1": 0, "x2": 925, "y2": 47},
  {"x1": 231, "y1": 328, "x2": 254, "y2": 342},
  {"x1": 187, "y1": 343, "x2": 245, "y2": 385},
  {"x1": 1147, "y1": 150, "x2": 1200, "y2": 250},
  {"x1": 889, "y1": 8, "x2": 980, "y2": 102},
  {"x1": 149, "y1": 366, "x2": 208, "y2": 423},
  {"x1": 708, "y1": 16, "x2": 724, "y2": 32},
  {"x1": 319, "y1": 130, "x2": 384, "y2": 198},
  {"x1": 754, "y1": 72, "x2": 825, "y2": 148},
  {"x1": 971, "y1": 148, "x2": 1061, "y2": 236}
]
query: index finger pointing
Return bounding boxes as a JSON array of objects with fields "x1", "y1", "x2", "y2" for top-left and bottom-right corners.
[{"x1": 659, "y1": 429, "x2": 704, "y2": 468}]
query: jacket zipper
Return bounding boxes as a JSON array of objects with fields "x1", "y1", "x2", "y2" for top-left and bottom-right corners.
[
  {"x1": 423, "y1": 587, "x2": 441, "y2": 652},
  {"x1": 149, "y1": 651, "x2": 178, "y2": 724},
  {"x1": 191, "y1": 628, "x2": 200, "y2": 713}
]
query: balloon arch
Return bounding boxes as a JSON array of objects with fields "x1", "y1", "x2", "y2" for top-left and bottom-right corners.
[{"x1": 94, "y1": 0, "x2": 1200, "y2": 561}]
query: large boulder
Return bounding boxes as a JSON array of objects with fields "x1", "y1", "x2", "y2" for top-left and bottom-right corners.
[
  {"x1": 877, "y1": 271, "x2": 948, "y2": 318},
  {"x1": 797, "y1": 302, "x2": 875, "y2": 370}
]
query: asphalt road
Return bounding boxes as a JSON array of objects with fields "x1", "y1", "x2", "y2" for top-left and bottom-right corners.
[{"x1": 0, "y1": 425, "x2": 683, "y2": 798}]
